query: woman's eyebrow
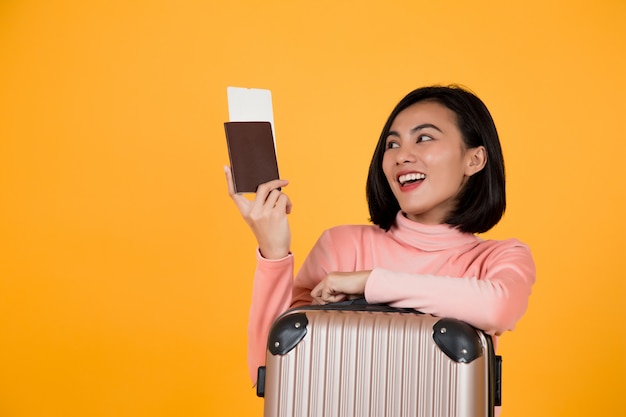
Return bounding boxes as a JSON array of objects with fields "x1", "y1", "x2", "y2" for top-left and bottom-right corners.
[
  {"x1": 388, "y1": 123, "x2": 443, "y2": 137},
  {"x1": 411, "y1": 123, "x2": 442, "y2": 133}
]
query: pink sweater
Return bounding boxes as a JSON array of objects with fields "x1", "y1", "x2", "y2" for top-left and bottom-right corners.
[{"x1": 247, "y1": 212, "x2": 535, "y2": 383}]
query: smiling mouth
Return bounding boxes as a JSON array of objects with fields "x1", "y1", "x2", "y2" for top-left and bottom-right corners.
[{"x1": 398, "y1": 173, "x2": 426, "y2": 186}]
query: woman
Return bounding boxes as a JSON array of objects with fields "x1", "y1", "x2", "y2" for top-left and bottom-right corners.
[{"x1": 225, "y1": 85, "x2": 536, "y2": 384}]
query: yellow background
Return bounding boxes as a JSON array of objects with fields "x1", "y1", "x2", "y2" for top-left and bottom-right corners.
[{"x1": 1, "y1": 0, "x2": 625, "y2": 416}]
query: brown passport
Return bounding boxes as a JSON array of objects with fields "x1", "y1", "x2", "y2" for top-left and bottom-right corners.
[{"x1": 224, "y1": 121, "x2": 280, "y2": 193}]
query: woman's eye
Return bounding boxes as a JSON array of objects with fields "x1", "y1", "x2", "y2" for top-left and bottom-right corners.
[
  {"x1": 386, "y1": 141, "x2": 399, "y2": 149},
  {"x1": 417, "y1": 134, "x2": 433, "y2": 143}
]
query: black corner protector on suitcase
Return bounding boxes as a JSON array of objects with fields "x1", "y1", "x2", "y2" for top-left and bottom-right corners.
[
  {"x1": 432, "y1": 318, "x2": 483, "y2": 363},
  {"x1": 268, "y1": 312, "x2": 308, "y2": 356},
  {"x1": 256, "y1": 366, "x2": 266, "y2": 397}
]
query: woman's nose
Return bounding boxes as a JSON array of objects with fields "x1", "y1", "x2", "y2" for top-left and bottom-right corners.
[{"x1": 395, "y1": 144, "x2": 417, "y2": 165}]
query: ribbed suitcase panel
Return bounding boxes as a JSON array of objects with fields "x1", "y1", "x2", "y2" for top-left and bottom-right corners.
[{"x1": 264, "y1": 310, "x2": 489, "y2": 417}]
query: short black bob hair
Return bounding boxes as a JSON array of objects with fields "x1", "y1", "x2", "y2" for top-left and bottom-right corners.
[{"x1": 366, "y1": 85, "x2": 506, "y2": 234}]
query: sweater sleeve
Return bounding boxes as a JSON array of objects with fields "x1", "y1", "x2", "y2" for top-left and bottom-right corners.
[
  {"x1": 247, "y1": 249, "x2": 294, "y2": 384},
  {"x1": 246, "y1": 230, "x2": 345, "y2": 385},
  {"x1": 364, "y1": 242, "x2": 535, "y2": 335}
]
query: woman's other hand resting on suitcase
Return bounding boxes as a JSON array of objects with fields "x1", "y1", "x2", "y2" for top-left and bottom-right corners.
[
  {"x1": 311, "y1": 271, "x2": 371, "y2": 304},
  {"x1": 225, "y1": 166, "x2": 292, "y2": 260}
]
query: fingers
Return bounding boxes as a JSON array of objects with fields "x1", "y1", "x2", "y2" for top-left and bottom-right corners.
[
  {"x1": 311, "y1": 280, "x2": 346, "y2": 305},
  {"x1": 260, "y1": 187, "x2": 283, "y2": 209},
  {"x1": 255, "y1": 179, "x2": 290, "y2": 203},
  {"x1": 224, "y1": 166, "x2": 250, "y2": 213},
  {"x1": 225, "y1": 165, "x2": 291, "y2": 214},
  {"x1": 247, "y1": 190, "x2": 291, "y2": 228},
  {"x1": 224, "y1": 165, "x2": 288, "y2": 197},
  {"x1": 311, "y1": 272, "x2": 371, "y2": 305},
  {"x1": 284, "y1": 194, "x2": 293, "y2": 215},
  {"x1": 311, "y1": 276, "x2": 347, "y2": 305},
  {"x1": 262, "y1": 189, "x2": 292, "y2": 213},
  {"x1": 224, "y1": 165, "x2": 236, "y2": 196}
]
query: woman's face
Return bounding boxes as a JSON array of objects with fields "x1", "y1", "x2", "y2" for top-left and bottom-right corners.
[{"x1": 382, "y1": 100, "x2": 485, "y2": 225}]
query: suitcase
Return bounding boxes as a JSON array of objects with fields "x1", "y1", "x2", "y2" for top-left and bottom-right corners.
[{"x1": 257, "y1": 301, "x2": 502, "y2": 417}]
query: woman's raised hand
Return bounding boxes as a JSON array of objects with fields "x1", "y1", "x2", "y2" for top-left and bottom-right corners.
[{"x1": 225, "y1": 166, "x2": 292, "y2": 259}]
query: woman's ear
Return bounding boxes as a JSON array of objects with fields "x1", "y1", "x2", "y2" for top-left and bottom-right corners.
[{"x1": 465, "y1": 146, "x2": 487, "y2": 176}]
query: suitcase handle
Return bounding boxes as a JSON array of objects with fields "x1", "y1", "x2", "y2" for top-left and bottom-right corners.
[{"x1": 305, "y1": 298, "x2": 424, "y2": 315}]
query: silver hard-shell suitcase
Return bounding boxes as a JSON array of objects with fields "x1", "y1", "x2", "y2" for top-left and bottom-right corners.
[{"x1": 257, "y1": 302, "x2": 502, "y2": 417}]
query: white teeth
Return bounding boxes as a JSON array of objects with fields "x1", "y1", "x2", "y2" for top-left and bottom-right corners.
[{"x1": 398, "y1": 173, "x2": 426, "y2": 185}]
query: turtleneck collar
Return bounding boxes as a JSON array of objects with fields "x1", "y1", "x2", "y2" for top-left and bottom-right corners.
[{"x1": 388, "y1": 211, "x2": 479, "y2": 252}]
